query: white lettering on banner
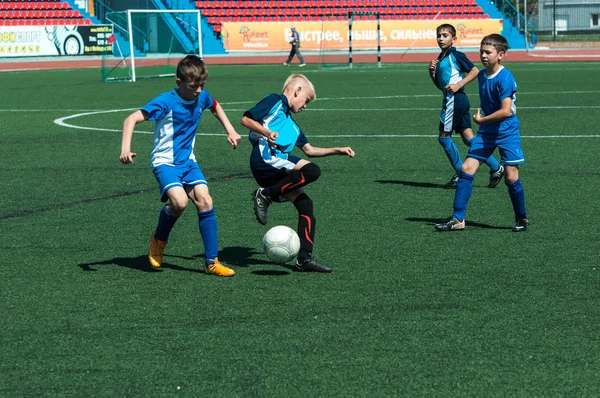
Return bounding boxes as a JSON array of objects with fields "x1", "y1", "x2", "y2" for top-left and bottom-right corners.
[
  {"x1": 349, "y1": 30, "x2": 388, "y2": 42},
  {"x1": 390, "y1": 29, "x2": 436, "y2": 40},
  {"x1": 243, "y1": 42, "x2": 269, "y2": 48},
  {"x1": 300, "y1": 30, "x2": 344, "y2": 44},
  {"x1": 15, "y1": 31, "x2": 42, "y2": 43}
]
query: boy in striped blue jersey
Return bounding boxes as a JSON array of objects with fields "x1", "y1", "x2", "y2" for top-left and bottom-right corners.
[
  {"x1": 120, "y1": 55, "x2": 242, "y2": 276},
  {"x1": 242, "y1": 74, "x2": 355, "y2": 272},
  {"x1": 429, "y1": 23, "x2": 504, "y2": 189},
  {"x1": 435, "y1": 34, "x2": 529, "y2": 232}
]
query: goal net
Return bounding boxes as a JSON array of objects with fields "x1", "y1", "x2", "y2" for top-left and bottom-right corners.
[
  {"x1": 318, "y1": 12, "x2": 381, "y2": 69},
  {"x1": 508, "y1": 0, "x2": 600, "y2": 59},
  {"x1": 101, "y1": 9, "x2": 202, "y2": 82}
]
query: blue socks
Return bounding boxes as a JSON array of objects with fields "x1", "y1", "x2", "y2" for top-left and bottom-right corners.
[
  {"x1": 438, "y1": 136, "x2": 462, "y2": 172},
  {"x1": 507, "y1": 179, "x2": 528, "y2": 220},
  {"x1": 465, "y1": 138, "x2": 501, "y2": 173},
  {"x1": 155, "y1": 206, "x2": 178, "y2": 242},
  {"x1": 198, "y1": 207, "x2": 219, "y2": 265},
  {"x1": 452, "y1": 171, "x2": 475, "y2": 222}
]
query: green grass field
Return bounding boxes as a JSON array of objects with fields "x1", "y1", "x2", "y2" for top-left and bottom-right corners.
[{"x1": 2, "y1": 61, "x2": 600, "y2": 396}]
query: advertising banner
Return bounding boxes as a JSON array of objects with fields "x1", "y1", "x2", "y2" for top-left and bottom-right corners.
[
  {"x1": 223, "y1": 19, "x2": 503, "y2": 52},
  {"x1": 0, "y1": 25, "x2": 114, "y2": 57}
]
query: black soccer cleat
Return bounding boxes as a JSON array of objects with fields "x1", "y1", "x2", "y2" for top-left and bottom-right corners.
[
  {"x1": 293, "y1": 256, "x2": 333, "y2": 273},
  {"x1": 252, "y1": 188, "x2": 271, "y2": 225},
  {"x1": 512, "y1": 217, "x2": 529, "y2": 232},
  {"x1": 443, "y1": 174, "x2": 459, "y2": 189},
  {"x1": 488, "y1": 165, "x2": 505, "y2": 188}
]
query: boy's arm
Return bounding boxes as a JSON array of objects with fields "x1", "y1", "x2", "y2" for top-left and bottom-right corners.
[
  {"x1": 446, "y1": 66, "x2": 479, "y2": 94},
  {"x1": 210, "y1": 101, "x2": 241, "y2": 149},
  {"x1": 473, "y1": 97, "x2": 513, "y2": 125},
  {"x1": 120, "y1": 110, "x2": 148, "y2": 164},
  {"x1": 241, "y1": 114, "x2": 279, "y2": 146},
  {"x1": 299, "y1": 143, "x2": 355, "y2": 158},
  {"x1": 428, "y1": 60, "x2": 441, "y2": 90}
]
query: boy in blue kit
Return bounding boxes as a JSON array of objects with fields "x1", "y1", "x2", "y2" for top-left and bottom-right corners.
[
  {"x1": 429, "y1": 24, "x2": 504, "y2": 189},
  {"x1": 241, "y1": 74, "x2": 355, "y2": 273},
  {"x1": 120, "y1": 55, "x2": 242, "y2": 276},
  {"x1": 435, "y1": 34, "x2": 529, "y2": 232}
]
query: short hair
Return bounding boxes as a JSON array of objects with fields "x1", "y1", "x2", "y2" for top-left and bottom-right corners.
[
  {"x1": 436, "y1": 23, "x2": 456, "y2": 37},
  {"x1": 176, "y1": 55, "x2": 208, "y2": 85},
  {"x1": 480, "y1": 34, "x2": 509, "y2": 53},
  {"x1": 282, "y1": 74, "x2": 316, "y2": 101}
]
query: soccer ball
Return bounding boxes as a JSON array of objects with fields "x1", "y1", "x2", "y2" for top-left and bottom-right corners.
[{"x1": 262, "y1": 225, "x2": 300, "y2": 264}]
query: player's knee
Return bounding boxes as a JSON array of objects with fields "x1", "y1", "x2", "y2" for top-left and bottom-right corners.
[
  {"x1": 300, "y1": 162, "x2": 321, "y2": 183},
  {"x1": 168, "y1": 199, "x2": 188, "y2": 216},
  {"x1": 438, "y1": 135, "x2": 451, "y2": 146},
  {"x1": 194, "y1": 193, "x2": 213, "y2": 211}
]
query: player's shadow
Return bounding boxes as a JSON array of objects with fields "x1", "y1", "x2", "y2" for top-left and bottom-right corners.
[
  {"x1": 219, "y1": 246, "x2": 292, "y2": 276},
  {"x1": 77, "y1": 246, "x2": 293, "y2": 276},
  {"x1": 375, "y1": 180, "x2": 444, "y2": 189},
  {"x1": 78, "y1": 255, "x2": 202, "y2": 273},
  {"x1": 406, "y1": 217, "x2": 512, "y2": 230}
]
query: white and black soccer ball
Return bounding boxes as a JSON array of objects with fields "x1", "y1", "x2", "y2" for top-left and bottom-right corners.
[{"x1": 262, "y1": 225, "x2": 300, "y2": 264}]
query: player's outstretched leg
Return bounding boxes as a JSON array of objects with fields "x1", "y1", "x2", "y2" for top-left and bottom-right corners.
[{"x1": 252, "y1": 188, "x2": 271, "y2": 225}]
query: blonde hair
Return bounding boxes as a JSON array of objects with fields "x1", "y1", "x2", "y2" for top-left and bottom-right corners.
[{"x1": 282, "y1": 74, "x2": 316, "y2": 101}]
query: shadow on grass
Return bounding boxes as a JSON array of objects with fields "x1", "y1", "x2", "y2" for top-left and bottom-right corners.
[
  {"x1": 406, "y1": 217, "x2": 512, "y2": 230},
  {"x1": 220, "y1": 246, "x2": 292, "y2": 276},
  {"x1": 375, "y1": 180, "x2": 443, "y2": 189},
  {"x1": 78, "y1": 255, "x2": 200, "y2": 273},
  {"x1": 78, "y1": 246, "x2": 293, "y2": 276}
]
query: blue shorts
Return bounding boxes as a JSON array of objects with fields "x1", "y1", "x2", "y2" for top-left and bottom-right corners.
[
  {"x1": 466, "y1": 134, "x2": 525, "y2": 165},
  {"x1": 439, "y1": 92, "x2": 472, "y2": 133},
  {"x1": 152, "y1": 158, "x2": 207, "y2": 202},
  {"x1": 250, "y1": 142, "x2": 301, "y2": 188}
]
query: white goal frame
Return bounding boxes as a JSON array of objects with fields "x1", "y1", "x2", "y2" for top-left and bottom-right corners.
[{"x1": 106, "y1": 9, "x2": 202, "y2": 82}]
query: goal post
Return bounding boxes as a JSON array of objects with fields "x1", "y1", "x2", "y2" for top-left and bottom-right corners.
[
  {"x1": 317, "y1": 12, "x2": 381, "y2": 70},
  {"x1": 348, "y1": 12, "x2": 381, "y2": 69},
  {"x1": 101, "y1": 9, "x2": 202, "y2": 82}
]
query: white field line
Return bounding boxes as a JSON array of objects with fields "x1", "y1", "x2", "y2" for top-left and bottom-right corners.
[{"x1": 10, "y1": 91, "x2": 596, "y2": 138}]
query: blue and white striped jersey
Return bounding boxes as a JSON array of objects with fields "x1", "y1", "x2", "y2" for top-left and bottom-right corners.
[
  {"x1": 245, "y1": 93, "x2": 308, "y2": 158},
  {"x1": 477, "y1": 66, "x2": 520, "y2": 138},
  {"x1": 142, "y1": 89, "x2": 214, "y2": 167}
]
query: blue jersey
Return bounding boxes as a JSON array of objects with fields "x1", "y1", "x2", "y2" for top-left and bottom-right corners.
[
  {"x1": 435, "y1": 47, "x2": 475, "y2": 124},
  {"x1": 245, "y1": 93, "x2": 308, "y2": 159},
  {"x1": 142, "y1": 89, "x2": 214, "y2": 167},
  {"x1": 477, "y1": 66, "x2": 520, "y2": 139}
]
